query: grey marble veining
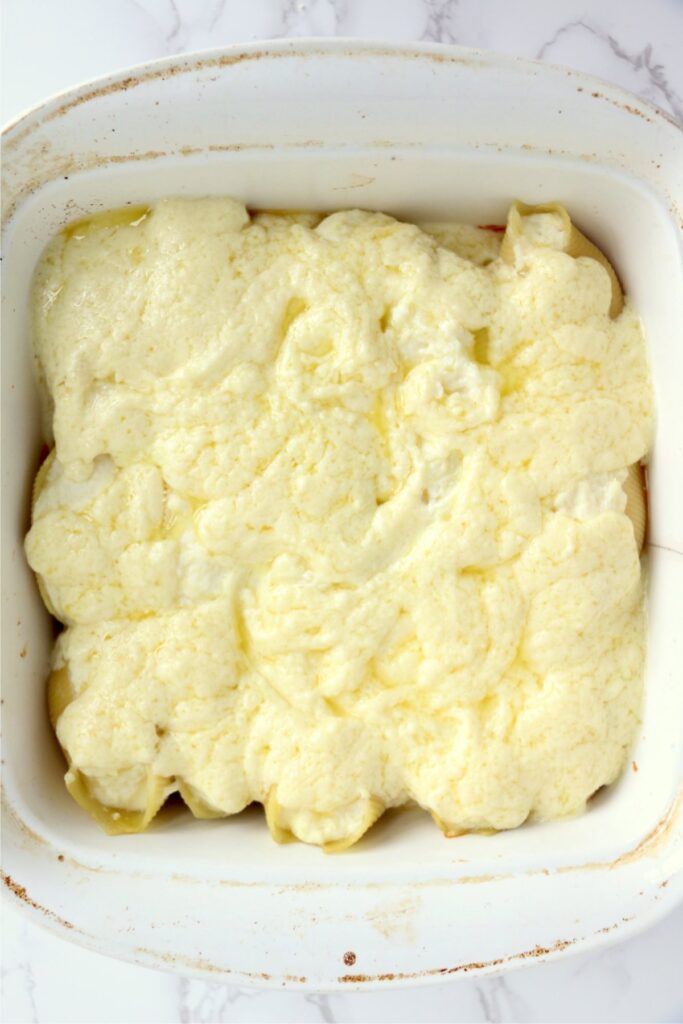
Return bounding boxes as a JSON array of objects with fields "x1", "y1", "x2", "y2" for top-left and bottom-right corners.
[
  {"x1": 535, "y1": 16, "x2": 682, "y2": 119},
  {"x1": 5, "y1": 0, "x2": 681, "y2": 125}
]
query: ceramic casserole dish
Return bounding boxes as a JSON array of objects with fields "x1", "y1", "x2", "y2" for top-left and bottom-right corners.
[{"x1": 2, "y1": 40, "x2": 682, "y2": 990}]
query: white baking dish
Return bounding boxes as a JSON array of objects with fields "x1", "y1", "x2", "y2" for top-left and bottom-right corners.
[{"x1": 2, "y1": 40, "x2": 682, "y2": 990}]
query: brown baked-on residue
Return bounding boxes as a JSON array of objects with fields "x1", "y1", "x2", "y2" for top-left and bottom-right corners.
[
  {"x1": 343, "y1": 951, "x2": 357, "y2": 966},
  {"x1": 2, "y1": 872, "x2": 75, "y2": 930},
  {"x1": 610, "y1": 786, "x2": 683, "y2": 868},
  {"x1": 338, "y1": 937, "x2": 578, "y2": 984}
]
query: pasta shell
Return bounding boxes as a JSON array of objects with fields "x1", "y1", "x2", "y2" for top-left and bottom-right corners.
[
  {"x1": 49, "y1": 666, "x2": 172, "y2": 834},
  {"x1": 30, "y1": 448, "x2": 61, "y2": 619},
  {"x1": 501, "y1": 201, "x2": 624, "y2": 318},
  {"x1": 64, "y1": 769, "x2": 172, "y2": 836},
  {"x1": 624, "y1": 463, "x2": 647, "y2": 552},
  {"x1": 177, "y1": 780, "x2": 227, "y2": 820},
  {"x1": 264, "y1": 791, "x2": 384, "y2": 851}
]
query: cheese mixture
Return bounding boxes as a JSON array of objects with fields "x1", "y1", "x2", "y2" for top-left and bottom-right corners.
[{"x1": 25, "y1": 199, "x2": 654, "y2": 848}]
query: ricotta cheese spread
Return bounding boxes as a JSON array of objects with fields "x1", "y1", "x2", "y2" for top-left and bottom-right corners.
[{"x1": 26, "y1": 199, "x2": 654, "y2": 847}]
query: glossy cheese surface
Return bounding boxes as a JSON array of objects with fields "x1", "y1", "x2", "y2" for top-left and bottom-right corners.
[{"x1": 25, "y1": 200, "x2": 654, "y2": 846}]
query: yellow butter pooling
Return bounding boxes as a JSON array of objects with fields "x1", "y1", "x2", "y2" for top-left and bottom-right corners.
[{"x1": 26, "y1": 199, "x2": 653, "y2": 847}]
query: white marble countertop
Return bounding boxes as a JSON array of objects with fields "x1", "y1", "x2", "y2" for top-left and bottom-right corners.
[{"x1": 2, "y1": 1, "x2": 682, "y2": 1021}]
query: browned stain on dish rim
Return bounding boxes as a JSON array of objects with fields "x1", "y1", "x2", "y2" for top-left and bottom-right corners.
[
  {"x1": 136, "y1": 932, "x2": 576, "y2": 985},
  {"x1": 5, "y1": 784, "x2": 679, "y2": 897},
  {"x1": 2, "y1": 786, "x2": 678, "y2": 989},
  {"x1": 337, "y1": 935, "x2": 590, "y2": 984},
  {"x1": 3, "y1": 42, "x2": 680, "y2": 226},
  {"x1": 6, "y1": 129, "x2": 677, "y2": 230},
  {"x1": 4, "y1": 43, "x2": 677, "y2": 148},
  {"x1": 3, "y1": 40, "x2": 680, "y2": 236},
  {"x1": 3, "y1": 42, "x2": 678, "y2": 224},
  {"x1": 338, "y1": 939, "x2": 576, "y2": 983},
  {"x1": 338, "y1": 912, "x2": 637, "y2": 984},
  {"x1": 555, "y1": 784, "x2": 683, "y2": 874},
  {"x1": 4, "y1": 140, "x2": 339, "y2": 222},
  {"x1": 610, "y1": 786, "x2": 683, "y2": 867},
  {"x1": 2, "y1": 872, "x2": 77, "y2": 932},
  {"x1": 2, "y1": 47, "x2": 490, "y2": 147},
  {"x1": 3, "y1": 757, "x2": 679, "y2": 987}
]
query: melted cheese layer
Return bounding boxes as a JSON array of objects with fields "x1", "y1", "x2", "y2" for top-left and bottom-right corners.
[{"x1": 26, "y1": 200, "x2": 654, "y2": 845}]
